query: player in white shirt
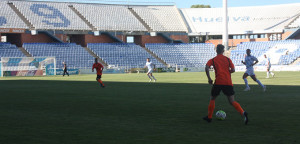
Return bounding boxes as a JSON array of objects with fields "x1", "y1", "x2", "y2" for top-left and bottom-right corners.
[
  {"x1": 241, "y1": 49, "x2": 266, "y2": 92},
  {"x1": 264, "y1": 54, "x2": 275, "y2": 78},
  {"x1": 145, "y1": 58, "x2": 157, "y2": 82}
]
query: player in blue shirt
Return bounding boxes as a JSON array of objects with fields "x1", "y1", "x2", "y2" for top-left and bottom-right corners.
[{"x1": 242, "y1": 49, "x2": 266, "y2": 92}]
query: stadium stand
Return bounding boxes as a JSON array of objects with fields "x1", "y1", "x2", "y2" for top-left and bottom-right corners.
[
  {"x1": 181, "y1": 3, "x2": 300, "y2": 34},
  {"x1": 278, "y1": 49, "x2": 300, "y2": 65},
  {"x1": 132, "y1": 5, "x2": 188, "y2": 32},
  {"x1": 0, "y1": 43, "x2": 25, "y2": 59},
  {"x1": 288, "y1": 16, "x2": 300, "y2": 28},
  {"x1": 231, "y1": 40, "x2": 300, "y2": 66},
  {"x1": 88, "y1": 43, "x2": 164, "y2": 68},
  {"x1": 73, "y1": 4, "x2": 147, "y2": 31},
  {"x1": 0, "y1": 1, "x2": 299, "y2": 71},
  {"x1": 12, "y1": 1, "x2": 90, "y2": 30},
  {"x1": 145, "y1": 43, "x2": 215, "y2": 67},
  {"x1": 23, "y1": 43, "x2": 94, "y2": 69},
  {"x1": 296, "y1": 61, "x2": 300, "y2": 65},
  {"x1": 0, "y1": 1, "x2": 28, "y2": 29}
]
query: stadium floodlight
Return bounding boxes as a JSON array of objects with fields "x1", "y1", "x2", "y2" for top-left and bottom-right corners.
[
  {"x1": 150, "y1": 32, "x2": 157, "y2": 36},
  {"x1": 222, "y1": 0, "x2": 228, "y2": 50},
  {"x1": 31, "y1": 30, "x2": 37, "y2": 35},
  {"x1": 94, "y1": 31, "x2": 100, "y2": 36}
]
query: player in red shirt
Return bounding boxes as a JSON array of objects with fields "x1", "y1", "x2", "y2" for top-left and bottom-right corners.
[
  {"x1": 92, "y1": 58, "x2": 105, "y2": 88},
  {"x1": 203, "y1": 44, "x2": 248, "y2": 124}
]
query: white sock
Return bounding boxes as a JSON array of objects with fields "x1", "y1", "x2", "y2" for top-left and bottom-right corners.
[
  {"x1": 152, "y1": 75, "x2": 156, "y2": 80},
  {"x1": 148, "y1": 75, "x2": 152, "y2": 80},
  {"x1": 256, "y1": 80, "x2": 264, "y2": 88},
  {"x1": 271, "y1": 72, "x2": 274, "y2": 76},
  {"x1": 267, "y1": 72, "x2": 269, "y2": 77},
  {"x1": 244, "y1": 78, "x2": 249, "y2": 88}
]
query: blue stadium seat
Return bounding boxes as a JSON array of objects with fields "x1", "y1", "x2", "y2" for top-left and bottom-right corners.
[
  {"x1": 88, "y1": 43, "x2": 164, "y2": 68},
  {"x1": 23, "y1": 43, "x2": 94, "y2": 69},
  {"x1": 0, "y1": 43, "x2": 25, "y2": 59},
  {"x1": 145, "y1": 43, "x2": 215, "y2": 67},
  {"x1": 231, "y1": 40, "x2": 300, "y2": 66}
]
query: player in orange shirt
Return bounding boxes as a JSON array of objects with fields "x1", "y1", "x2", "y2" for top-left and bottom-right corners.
[
  {"x1": 92, "y1": 58, "x2": 105, "y2": 88},
  {"x1": 203, "y1": 44, "x2": 248, "y2": 125}
]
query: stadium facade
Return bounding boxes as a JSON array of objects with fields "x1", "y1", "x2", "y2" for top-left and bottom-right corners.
[
  {"x1": 181, "y1": 3, "x2": 300, "y2": 46},
  {"x1": 0, "y1": 0, "x2": 300, "y2": 73}
]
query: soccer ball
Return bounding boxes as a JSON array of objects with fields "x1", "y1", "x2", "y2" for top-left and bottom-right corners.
[{"x1": 216, "y1": 110, "x2": 226, "y2": 120}]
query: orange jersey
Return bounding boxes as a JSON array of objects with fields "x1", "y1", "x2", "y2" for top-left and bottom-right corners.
[
  {"x1": 206, "y1": 54, "x2": 234, "y2": 86},
  {"x1": 92, "y1": 63, "x2": 103, "y2": 75}
]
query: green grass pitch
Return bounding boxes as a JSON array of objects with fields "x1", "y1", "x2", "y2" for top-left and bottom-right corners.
[{"x1": 0, "y1": 72, "x2": 300, "y2": 144}]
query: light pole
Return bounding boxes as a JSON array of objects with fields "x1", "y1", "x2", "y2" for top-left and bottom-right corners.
[{"x1": 222, "y1": 0, "x2": 229, "y2": 50}]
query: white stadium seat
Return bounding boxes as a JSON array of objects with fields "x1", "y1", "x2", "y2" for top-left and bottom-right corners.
[
  {"x1": 288, "y1": 16, "x2": 300, "y2": 28},
  {"x1": 12, "y1": 1, "x2": 90, "y2": 30},
  {"x1": 132, "y1": 6, "x2": 188, "y2": 32},
  {"x1": 0, "y1": 1, "x2": 28, "y2": 29},
  {"x1": 73, "y1": 4, "x2": 147, "y2": 31}
]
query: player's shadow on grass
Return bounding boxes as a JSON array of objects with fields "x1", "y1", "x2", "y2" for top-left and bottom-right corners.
[
  {"x1": 0, "y1": 80, "x2": 300, "y2": 144},
  {"x1": 0, "y1": 79, "x2": 298, "y2": 100},
  {"x1": 0, "y1": 79, "x2": 298, "y2": 115}
]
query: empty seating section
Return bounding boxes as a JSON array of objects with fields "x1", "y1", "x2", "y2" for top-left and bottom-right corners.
[
  {"x1": 7, "y1": 1, "x2": 189, "y2": 32},
  {"x1": 146, "y1": 43, "x2": 215, "y2": 67},
  {"x1": 132, "y1": 6, "x2": 187, "y2": 32},
  {"x1": 0, "y1": 43, "x2": 25, "y2": 59},
  {"x1": 278, "y1": 49, "x2": 300, "y2": 65},
  {"x1": 74, "y1": 4, "x2": 147, "y2": 31},
  {"x1": 0, "y1": 1, "x2": 27, "y2": 28},
  {"x1": 13, "y1": 1, "x2": 90, "y2": 30},
  {"x1": 88, "y1": 43, "x2": 163, "y2": 68},
  {"x1": 231, "y1": 40, "x2": 300, "y2": 66},
  {"x1": 1, "y1": 1, "x2": 299, "y2": 33},
  {"x1": 23, "y1": 43, "x2": 94, "y2": 69},
  {"x1": 231, "y1": 43, "x2": 268, "y2": 66}
]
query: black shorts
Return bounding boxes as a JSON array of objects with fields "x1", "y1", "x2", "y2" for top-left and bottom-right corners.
[
  {"x1": 211, "y1": 85, "x2": 235, "y2": 97},
  {"x1": 96, "y1": 75, "x2": 102, "y2": 79}
]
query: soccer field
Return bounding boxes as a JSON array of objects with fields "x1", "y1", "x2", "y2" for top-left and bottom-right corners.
[{"x1": 0, "y1": 72, "x2": 300, "y2": 144}]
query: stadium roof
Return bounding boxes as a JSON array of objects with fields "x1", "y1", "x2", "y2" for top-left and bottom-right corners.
[{"x1": 13, "y1": 0, "x2": 176, "y2": 6}]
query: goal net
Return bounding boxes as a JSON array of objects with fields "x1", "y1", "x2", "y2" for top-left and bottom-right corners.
[{"x1": 0, "y1": 57, "x2": 56, "y2": 77}]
